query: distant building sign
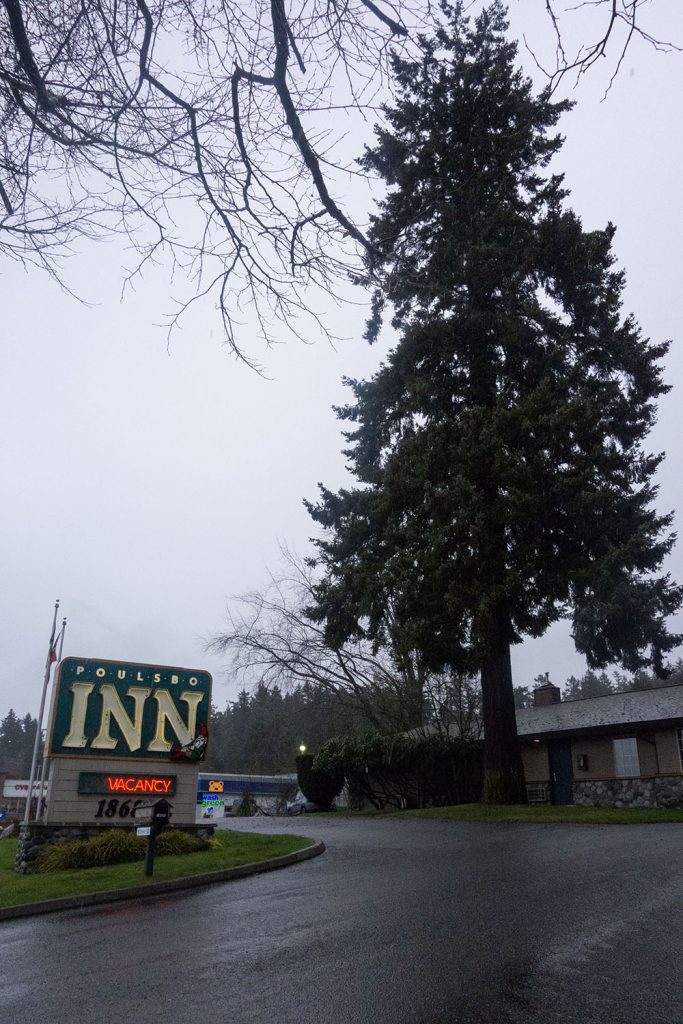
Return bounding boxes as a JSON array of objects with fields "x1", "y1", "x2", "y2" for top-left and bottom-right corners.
[
  {"x1": 48, "y1": 657, "x2": 211, "y2": 763},
  {"x1": 3, "y1": 779, "x2": 49, "y2": 800},
  {"x1": 77, "y1": 772, "x2": 177, "y2": 796},
  {"x1": 201, "y1": 793, "x2": 225, "y2": 818}
]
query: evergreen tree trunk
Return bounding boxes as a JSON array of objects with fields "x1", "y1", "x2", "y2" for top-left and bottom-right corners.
[
  {"x1": 480, "y1": 611, "x2": 527, "y2": 804},
  {"x1": 404, "y1": 669, "x2": 426, "y2": 731}
]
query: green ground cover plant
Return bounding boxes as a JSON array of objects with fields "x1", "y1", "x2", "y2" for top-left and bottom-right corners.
[{"x1": 0, "y1": 830, "x2": 313, "y2": 909}]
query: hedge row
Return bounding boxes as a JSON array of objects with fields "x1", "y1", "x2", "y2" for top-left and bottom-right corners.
[{"x1": 305, "y1": 732, "x2": 483, "y2": 810}]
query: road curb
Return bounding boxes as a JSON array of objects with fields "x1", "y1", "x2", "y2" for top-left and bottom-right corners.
[{"x1": 0, "y1": 839, "x2": 325, "y2": 922}]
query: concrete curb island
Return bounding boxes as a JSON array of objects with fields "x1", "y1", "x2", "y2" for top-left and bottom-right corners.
[{"x1": 0, "y1": 838, "x2": 326, "y2": 922}]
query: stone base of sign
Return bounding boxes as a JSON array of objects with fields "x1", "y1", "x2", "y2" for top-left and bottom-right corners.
[{"x1": 15, "y1": 821, "x2": 215, "y2": 874}]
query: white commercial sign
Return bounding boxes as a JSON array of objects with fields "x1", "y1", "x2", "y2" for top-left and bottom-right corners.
[{"x1": 3, "y1": 779, "x2": 49, "y2": 799}]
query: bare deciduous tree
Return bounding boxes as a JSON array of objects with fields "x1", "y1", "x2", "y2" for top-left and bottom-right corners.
[
  {"x1": 423, "y1": 672, "x2": 482, "y2": 740},
  {"x1": 210, "y1": 546, "x2": 483, "y2": 735},
  {"x1": 210, "y1": 548, "x2": 423, "y2": 730}
]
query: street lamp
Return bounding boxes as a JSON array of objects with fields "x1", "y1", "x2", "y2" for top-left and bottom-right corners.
[{"x1": 299, "y1": 744, "x2": 306, "y2": 754}]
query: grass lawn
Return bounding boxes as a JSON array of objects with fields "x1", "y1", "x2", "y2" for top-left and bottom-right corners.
[
  {"x1": 0, "y1": 830, "x2": 313, "y2": 909},
  {"x1": 396, "y1": 803, "x2": 683, "y2": 825}
]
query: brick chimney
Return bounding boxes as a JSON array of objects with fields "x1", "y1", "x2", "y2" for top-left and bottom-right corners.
[{"x1": 533, "y1": 672, "x2": 562, "y2": 707}]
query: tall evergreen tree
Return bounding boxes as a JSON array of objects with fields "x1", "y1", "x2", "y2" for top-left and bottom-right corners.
[
  {"x1": 0, "y1": 709, "x2": 39, "y2": 775},
  {"x1": 306, "y1": 2, "x2": 681, "y2": 802},
  {"x1": 562, "y1": 671, "x2": 615, "y2": 701}
]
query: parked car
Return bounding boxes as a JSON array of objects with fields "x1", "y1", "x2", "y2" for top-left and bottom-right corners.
[{"x1": 286, "y1": 793, "x2": 318, "y2": 815}]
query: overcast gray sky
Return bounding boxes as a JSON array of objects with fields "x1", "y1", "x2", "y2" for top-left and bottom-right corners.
[{"x1": 2, "y1": 2, "x2": 682, "y2": 720}]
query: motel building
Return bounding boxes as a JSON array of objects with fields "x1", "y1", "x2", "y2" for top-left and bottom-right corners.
[{"x1": 518, "y1": 680, "x2": 683, "y2": 808}]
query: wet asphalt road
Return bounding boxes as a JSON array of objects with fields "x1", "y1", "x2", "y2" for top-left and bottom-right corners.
[{"x1": 2, "y1": 816, "x2": 682, "y2": 1024}]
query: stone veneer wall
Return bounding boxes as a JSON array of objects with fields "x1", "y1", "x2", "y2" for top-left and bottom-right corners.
[
  {"x1": 15, "y1": 821, "x2": 215, "y2": 874},
  {"x1": 573, "y1": 775, "x2": 683, "y2": 809}
]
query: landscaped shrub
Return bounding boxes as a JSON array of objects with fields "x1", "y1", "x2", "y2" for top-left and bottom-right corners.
[
  {"x1": 36, "y1": 839, "x2": 94, "y2": 872},
  {"x1": 234, "y1": 790, "x2": 257, "y2": 816},
  {"x1": 155, "y1": 830, "x2": 210, "y2": 855},
  {"x1": 313, "y1": 732, "x2": 483, "y2": 810},
  {"x1": 85, "y1": 828, "x2": 148, "y2": 866},
  {"x1": 296, "y1": 753, "x2": 344, "y2": 810},
  {"x1": 36, "y1": 830, "x2": 145, "y2": 871},
  {"x1": 274, "y1": 783, "x2": 299, "y2": 815},
  {"x1": 35, "y1": 829, "x2": 210, "y2": 872}
]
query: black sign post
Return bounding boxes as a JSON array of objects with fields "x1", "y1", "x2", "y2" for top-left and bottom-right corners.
[{"x1": 137, "y1": 798, "x2": 172, "y2": 878}]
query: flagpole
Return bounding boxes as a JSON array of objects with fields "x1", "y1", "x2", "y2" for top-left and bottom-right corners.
[
  {"x1": 57, "y1": 618, "x2": 66, "y2": 661},
  {"x1": 38, "y1": 616, "x2": 66, "y2": 820},
  {"x1": 23, "y1": 600, "x2": 59, "y2": 826}
]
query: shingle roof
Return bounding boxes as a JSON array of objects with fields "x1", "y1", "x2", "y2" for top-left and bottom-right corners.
[{"x1": 516, "y1": 683, "x2": 683, "y2": 738}]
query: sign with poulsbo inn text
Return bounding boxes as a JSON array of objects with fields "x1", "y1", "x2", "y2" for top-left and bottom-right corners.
[{"x1": 48, "y1": 658, "x2": 211, "y2": 763}]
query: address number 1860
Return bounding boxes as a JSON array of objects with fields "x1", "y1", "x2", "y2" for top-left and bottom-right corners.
[{"x1": 94, "y1": 798, "x2": 145, "y2": 819}]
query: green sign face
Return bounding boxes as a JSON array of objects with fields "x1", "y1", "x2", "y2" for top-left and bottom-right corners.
[{"x1": 48, "y1": 658, "x2": 211, "y2": 762}]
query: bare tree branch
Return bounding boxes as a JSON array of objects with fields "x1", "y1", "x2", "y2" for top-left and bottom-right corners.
[
  {"x1": 529, "y1": 0, "x2": 680, "y2": 95},
  {"x1": 2, "y1": 1, "x2": 674, "y2": 352},
  {"x1": 0, "y1": 0, "x2": 416, "y2": 354},
  {"x1": 210, "y1": 545, "x2": 482, "y2": 735}
]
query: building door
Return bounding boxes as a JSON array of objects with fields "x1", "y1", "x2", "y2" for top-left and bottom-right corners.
[{"x1": 548, "y1": 740, "x2": 574, "y2": 805}]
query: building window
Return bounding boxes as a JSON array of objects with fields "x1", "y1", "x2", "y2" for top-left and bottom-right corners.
[
  {"x1": 613, "y1": 737, "x2": 640, "y2": 777},
  {"x1": 678, "y1": 729, "x2": 683, "y2": 772}
]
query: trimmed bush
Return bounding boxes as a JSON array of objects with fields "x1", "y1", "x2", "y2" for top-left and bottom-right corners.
[
  {"x1": 296, "y1": 753, "x2": 344, "y2": 810},
  {"x1": 313, "y1": 732, "x2": 483, "y2": 810}
]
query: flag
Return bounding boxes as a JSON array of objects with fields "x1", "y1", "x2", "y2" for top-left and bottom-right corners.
[{"x1": 50, "y1": 627, "x2": 62, "y2": 664}]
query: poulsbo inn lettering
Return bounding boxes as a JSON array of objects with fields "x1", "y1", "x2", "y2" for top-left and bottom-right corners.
[
  {"x1": 63, "y1": 680, "x2": 203, "y2": 753},
  {"x1": 53, "y1": 661, "x2": 209, "y2": 758}
]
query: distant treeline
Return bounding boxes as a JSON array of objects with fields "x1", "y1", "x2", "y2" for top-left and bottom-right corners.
[
  {"x1": 206, "y1": 682, "x2": 372, "y2": 773},
  {"x1": 514, "y1": 660, "x2": 683, "y2": 709}
]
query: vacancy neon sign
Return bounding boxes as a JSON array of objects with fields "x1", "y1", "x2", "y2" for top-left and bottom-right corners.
[
  {"x1": 78, "y1": 771, "x2": 177, "y2": 796},
  {"x1": 107, "y1": 775, "x2": 173, "y2": 794}
]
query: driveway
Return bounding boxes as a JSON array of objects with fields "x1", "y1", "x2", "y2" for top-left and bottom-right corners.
[{"x1": 2, "y1": 815, "x2": 682, "y2": 1023}]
